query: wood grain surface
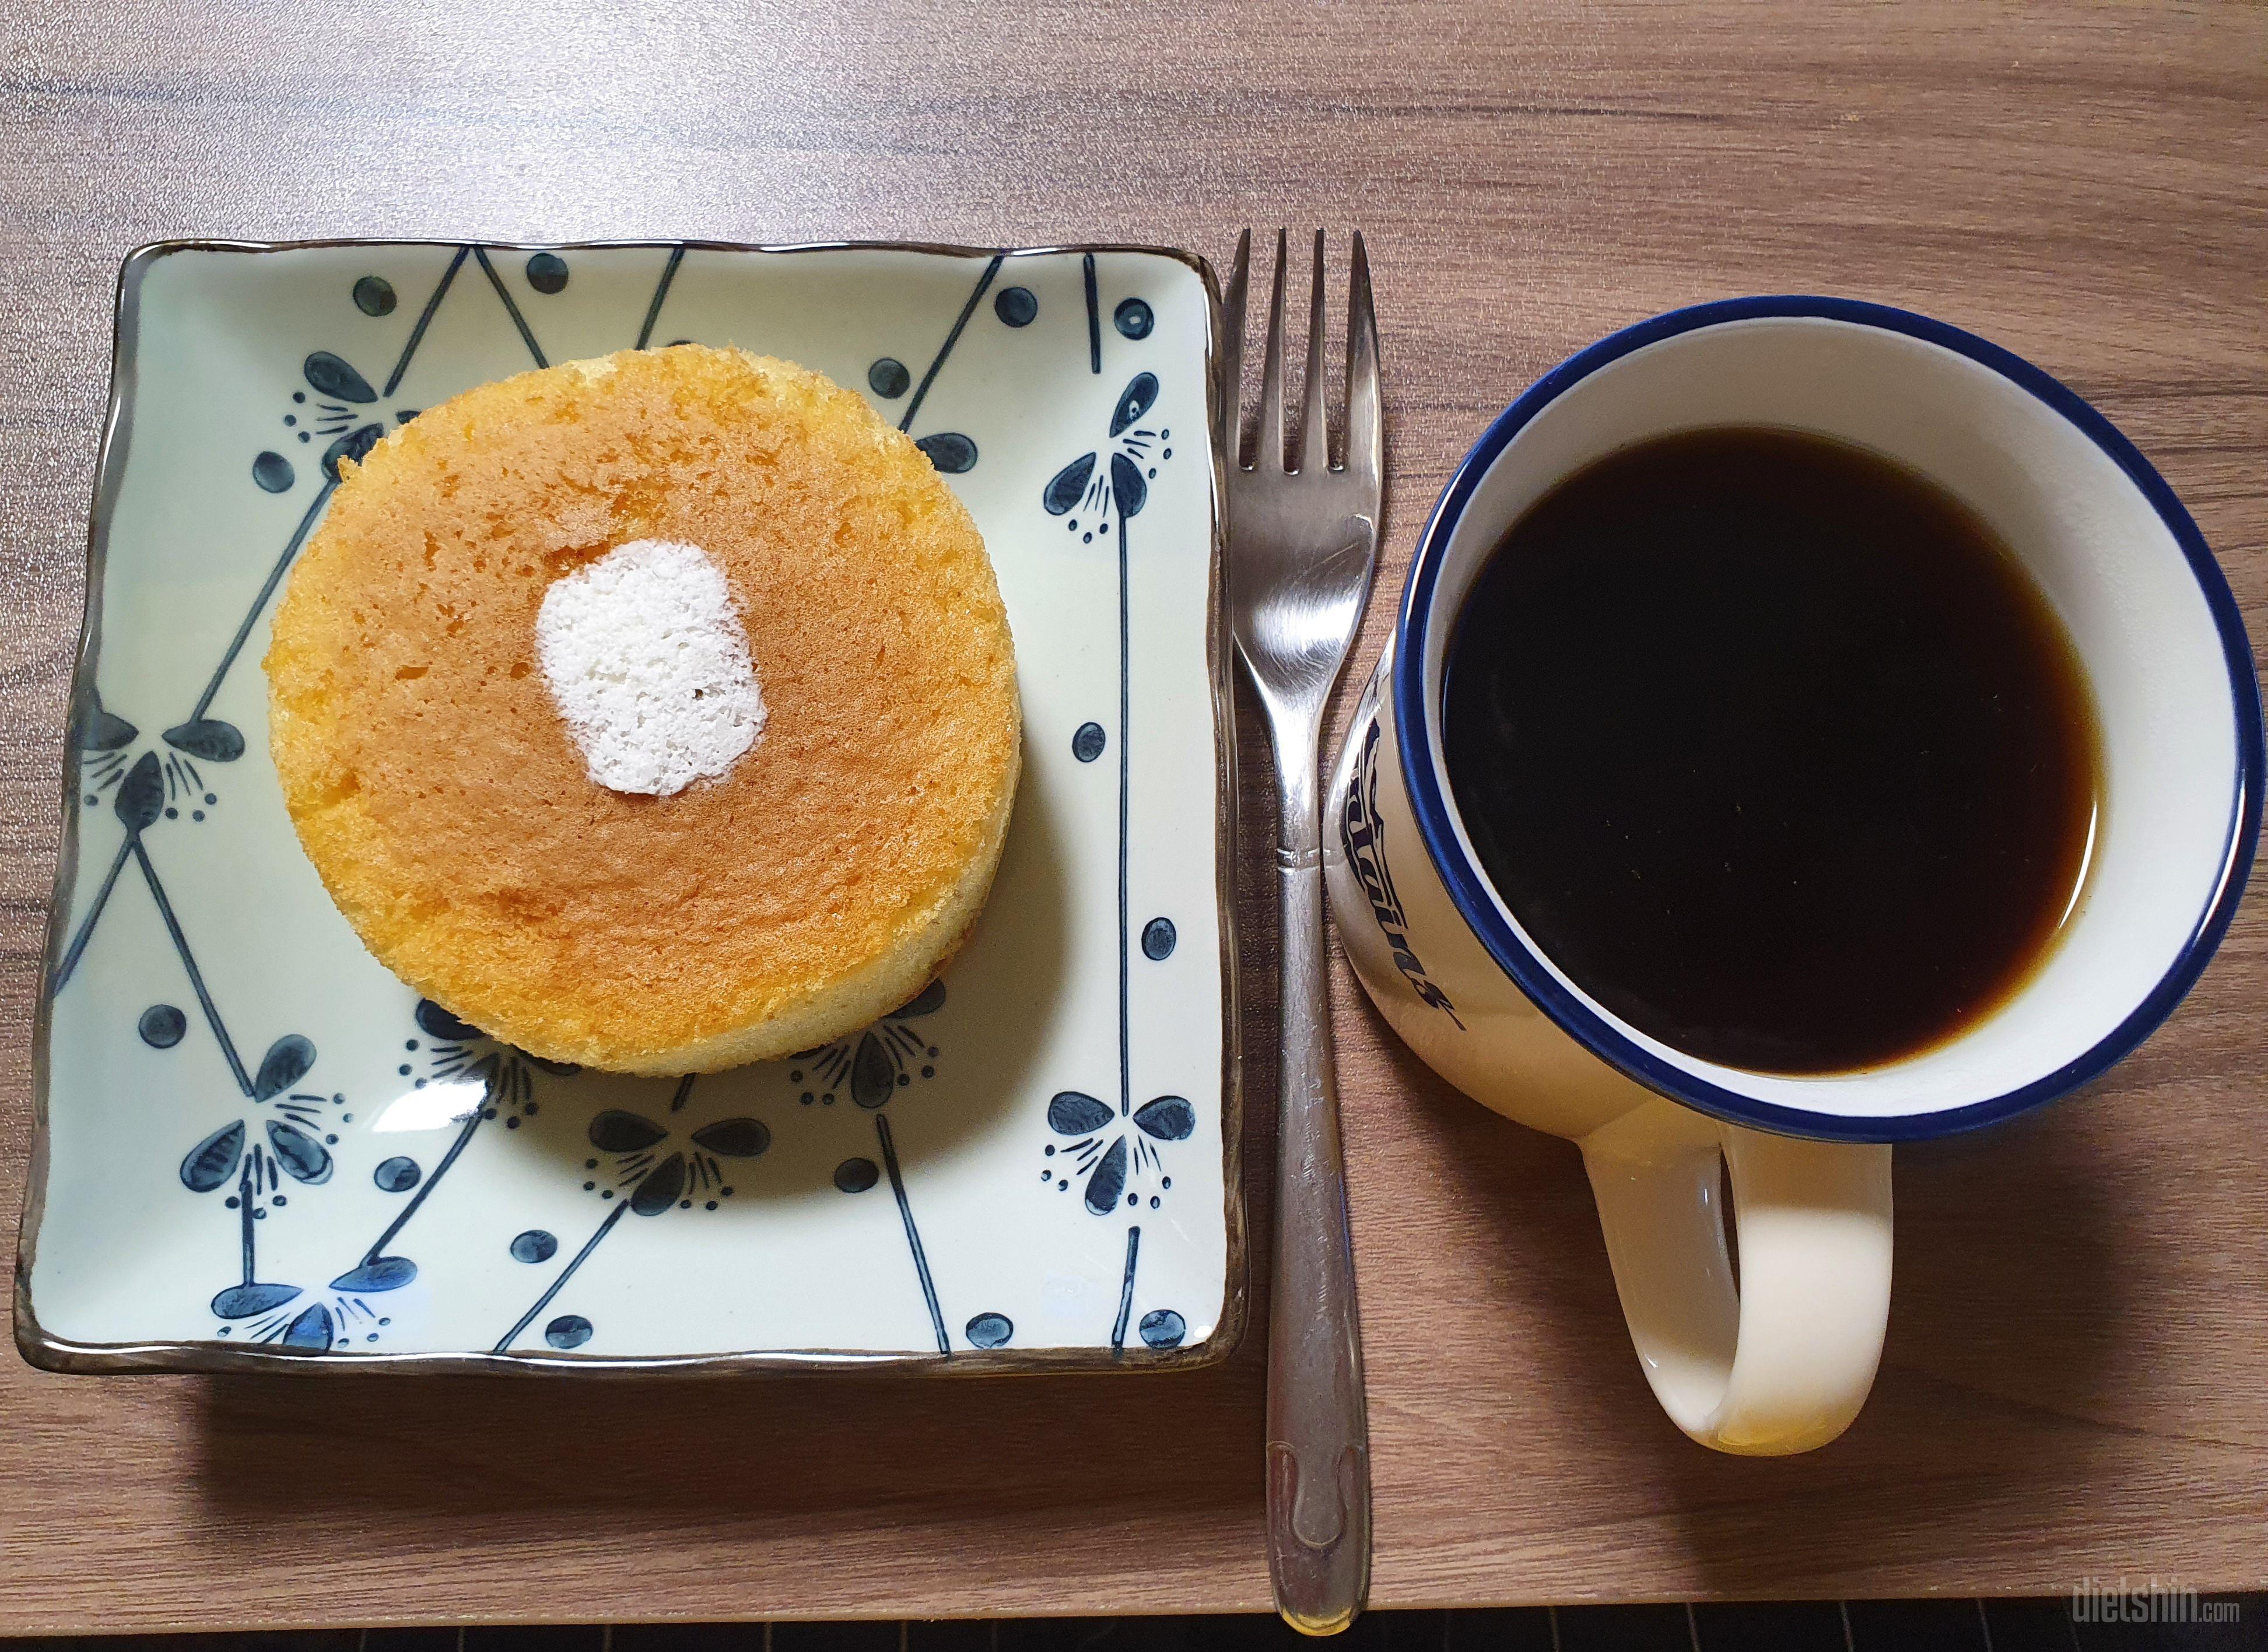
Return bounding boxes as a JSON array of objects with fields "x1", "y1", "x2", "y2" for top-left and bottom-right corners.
[{"x1": 3, "y1": 0, "x2": 2266, "y2": 1631}]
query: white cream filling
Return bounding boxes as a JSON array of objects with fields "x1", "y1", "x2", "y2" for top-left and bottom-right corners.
[{"x1": 534, "y1": 539, "x2": 765, "y2": 796}]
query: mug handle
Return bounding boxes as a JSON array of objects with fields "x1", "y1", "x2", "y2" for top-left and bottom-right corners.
[{"x1": 1580, "y1": 1097, "x2": 1892, "y2": 1455}]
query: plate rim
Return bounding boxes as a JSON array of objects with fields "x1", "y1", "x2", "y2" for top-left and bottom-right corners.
[{"x1": 15, "y1": 236, "x2": 1248, "y2": 1378}]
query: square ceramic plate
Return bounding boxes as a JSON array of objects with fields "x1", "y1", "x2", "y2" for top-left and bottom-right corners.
[{"x1": 19, "y1": 239, "x2": 1243, "y2": 1374}]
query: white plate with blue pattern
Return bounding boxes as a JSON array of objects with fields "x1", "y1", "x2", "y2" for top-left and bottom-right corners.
[{"x1": 19, "y1": 240, "x2": 1244, "y2": 1374}]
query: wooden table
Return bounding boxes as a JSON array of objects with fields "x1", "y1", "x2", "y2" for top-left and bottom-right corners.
[{"x1": 3, "y1": 1, "x2": 2265, "y2": 1632}]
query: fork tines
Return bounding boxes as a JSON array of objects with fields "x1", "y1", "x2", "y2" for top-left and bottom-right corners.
[{"x1": 1222, "y1": 227, "x2": 1380, "y2": 488}]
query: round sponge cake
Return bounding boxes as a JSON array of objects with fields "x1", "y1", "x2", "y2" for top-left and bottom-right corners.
[{"x1": 264, "y1": 345, "x2": 1020, "y2": 1074}]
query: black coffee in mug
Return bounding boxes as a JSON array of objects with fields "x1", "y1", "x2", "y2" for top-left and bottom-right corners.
[{"x1": 1443, "y1": 426, "x2": 2102, "y2": 1074}]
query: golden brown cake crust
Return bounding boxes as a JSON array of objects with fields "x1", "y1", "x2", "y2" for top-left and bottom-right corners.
[{"x1": 264, "y1": 346, "x2": 1020, "y2": 1072}]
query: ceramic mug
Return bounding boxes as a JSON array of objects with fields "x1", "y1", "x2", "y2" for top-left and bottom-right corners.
[{"x1": 1323, "y1": 297, "x2": 2262, "y2": 1455}]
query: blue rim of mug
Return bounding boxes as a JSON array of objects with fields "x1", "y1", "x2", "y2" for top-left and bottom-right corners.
[{"x1": 1393, "y1": 294, "x2": 2265, "y2": 1144}]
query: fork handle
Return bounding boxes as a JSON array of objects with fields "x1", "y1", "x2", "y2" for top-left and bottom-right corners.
[{"x1": 1265, "y1": 742, "x2": 1372, "y2": 1636}]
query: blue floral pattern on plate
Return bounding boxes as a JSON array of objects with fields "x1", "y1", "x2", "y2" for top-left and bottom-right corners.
[{"x1": 22, "y1": 240, "x2": 1239, "y2": 1374}]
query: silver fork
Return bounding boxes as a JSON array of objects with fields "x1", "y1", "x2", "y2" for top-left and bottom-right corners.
[{"x1": 1225, "y1": 227, "x2": 1381, "y2": 1637}]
